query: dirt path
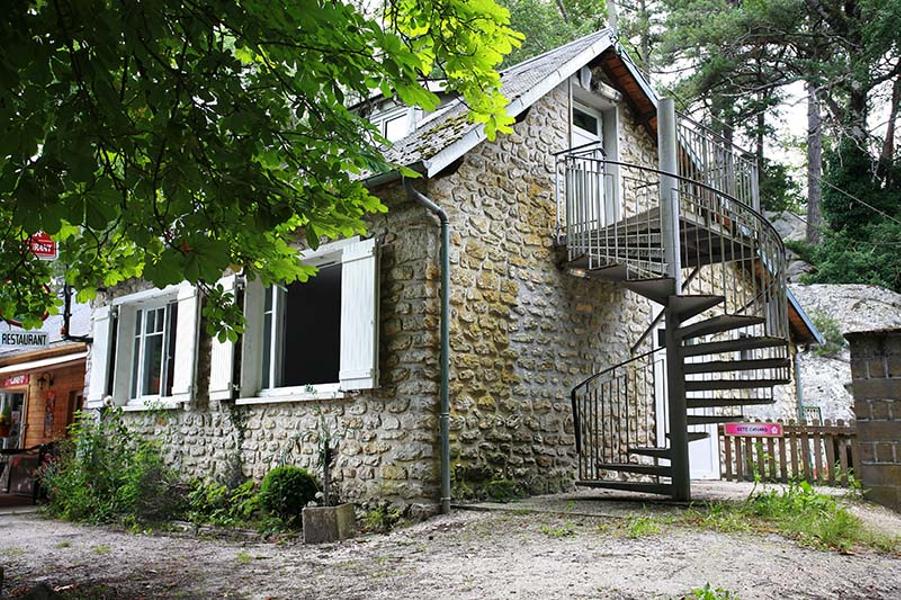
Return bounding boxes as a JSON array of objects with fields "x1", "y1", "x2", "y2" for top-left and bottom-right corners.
[{"x1": 2, "y1": 509, "x2": 899, "y2": 600}]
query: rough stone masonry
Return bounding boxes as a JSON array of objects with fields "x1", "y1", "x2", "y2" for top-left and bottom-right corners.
[{"x1": 88, "y1": 78, "x2": 664, "y2": 513}]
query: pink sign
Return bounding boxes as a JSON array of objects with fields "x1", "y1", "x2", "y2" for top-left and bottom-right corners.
[
  {"x1": 28, "y1": 231, "x2": 58, "y2": 260},
  {"x1": 724, "y1": 422, "x2": 783, "y2": 437},
  {"x1": 1, "y1": 373, "x2": 29, "y2": 388}
]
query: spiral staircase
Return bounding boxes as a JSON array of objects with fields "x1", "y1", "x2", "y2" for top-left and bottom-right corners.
[{"x1": 558, "y1": 101, "x2": 791, "y2": 501}]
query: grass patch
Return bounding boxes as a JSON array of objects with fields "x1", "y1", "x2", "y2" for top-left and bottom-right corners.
[
  {"x1": 4, "y1": 546, "x2": 25, "y2": 558},
  {"x1": 236, "y1": 550, "x2": 252, "y2": 564},
  {"x1": 683, "y1": 482, "x2": 899, "y2": 554},
  {"x1": 685, "y1": 583, "x2": 739, "y2": 599},
  {"x1": 92, "y1": 544, "x2": 111, "y2": 555},
  {"x1": 540, "y1": 521, "x2": 576, "y2": 538},
  {"x1": 55, "y1": 540, "x2": 72, "y2": 549},
  {"x1": 625, "y1": 515, "x2": 662, "y2": 539}
]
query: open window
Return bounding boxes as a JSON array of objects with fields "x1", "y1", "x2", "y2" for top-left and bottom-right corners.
[
  {"x1": 210, "y1": 237, "x2": 379, "y2": 405},
  {"x1": 86, "y1": 284, "x2": 200, "y2": 409}
]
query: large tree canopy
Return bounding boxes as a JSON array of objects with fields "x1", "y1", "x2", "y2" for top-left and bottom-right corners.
[{"x1": 0, "y1": 0, "x2": 521, "y2": 337}]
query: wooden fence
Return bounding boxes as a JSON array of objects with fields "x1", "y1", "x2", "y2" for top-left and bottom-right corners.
[{"x1": 719, "y1": 420, "x2": 858, "y2": 486}]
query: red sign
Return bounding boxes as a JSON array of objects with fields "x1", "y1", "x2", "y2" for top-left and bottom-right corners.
[
  {"x1": 1, "y1": 373, "x2": 29, "y2": 388},
  {"x1": 724, "y1": 422, "x2": 783, "y2": 437},
  {"x1": 28, "y1": 231, "x2": 58, "y2": 260}
]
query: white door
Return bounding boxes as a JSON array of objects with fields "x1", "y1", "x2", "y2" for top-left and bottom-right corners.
[
  {"x1": 570, "y1": 104, "x2": 612, "y2": 232},
  {"x1": 654, "y1": 324, "x2": 721, "y2": 480}
]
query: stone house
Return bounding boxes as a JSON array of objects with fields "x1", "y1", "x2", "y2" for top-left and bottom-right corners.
[{"x1": 83, "y1": 30, "x2": 821, "y2": 511}]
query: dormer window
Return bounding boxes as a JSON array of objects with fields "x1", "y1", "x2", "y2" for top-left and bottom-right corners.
[{"x1": 371, "y1": 106, "x2": 415, "y2": 143}]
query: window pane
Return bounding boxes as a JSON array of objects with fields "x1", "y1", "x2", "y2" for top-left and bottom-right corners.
[
  {"x1": 164, "y1": 303, "x2": 178, "y2": 397},
  {"x1": 134, "y1": 309, "x2": 143, "y2": 335},
  {"x1": 281, "y1": 263, "x2": 342, "y2": 387},
  {"x1": 384, "y1": 114, "x2": 409, "y2": 142},
  {"x1": 130, "y1": 335, "x2": 140, "y2": 399},
  {"x1": 573, "y1": 108, "x2": 599, "y2": 135},
  {"x1": 261, "y1": 287, "x2": 273, "y2": 389},
  {"x1": 142, "y1": 332, "x2": 164, "y2": 396}
]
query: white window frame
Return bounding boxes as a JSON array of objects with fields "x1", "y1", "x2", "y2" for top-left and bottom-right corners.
[
  {"x1": 371, "y1": 106, "x2": 415, "y2": 143},
  {"x1": 128, "y1": 299, "x2": 176, "y2": 404},
  {"x1": 570, "y1": 84, "x2": 623, "y2": 224},
  {"x1": 235, "y1": 236, "x2": 379, "y2": 406},
  {"x1": 101, "y1": 283, "x2": 199, "y2": 411}
]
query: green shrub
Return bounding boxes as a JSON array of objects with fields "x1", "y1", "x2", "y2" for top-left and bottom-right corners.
[
  {"x1": 686, "y1": 583, "x2": 739, "y2": 599},
  {"x1": 41, "y1": 408, "x2": 182, "y2": 524},
  {"x1": 258, "y1": 465, "x2": 318, "y2": 524},
  {"x1": 484, "y1": 478, "x2": 520, "y2": 503},
  {"x1": 809, "y1": 310, "x2": 846, "y2": 358},
  {"x1": 362, "y1": 504, "x2": 404, "y2": 533},
  {"x1": 186, "y1": 479, "x2": 260, "y2": 527}
]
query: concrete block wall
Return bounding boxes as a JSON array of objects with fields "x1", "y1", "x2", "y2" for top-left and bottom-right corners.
[{"x1": 847, "y1": 328, "x2": 901, "y2": 511}]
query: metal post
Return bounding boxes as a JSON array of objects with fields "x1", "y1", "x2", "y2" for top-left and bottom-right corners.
[
  {"x1": 750, "y1": 161, "x2": 761, "y2": 212},
  {"x1": 658, "y1": 98, "x2": 690, "y2": 501},
  {"x1": 657, "y1": 98, "x2": 681, "y2": 291}
]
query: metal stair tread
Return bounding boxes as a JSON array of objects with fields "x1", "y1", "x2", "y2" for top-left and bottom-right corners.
[
  {"x1": 686, "y1": 414, "x2": 744, "y2": 425},
  {"x1": 683, "y1": 357, "x2": 791, "y2": 374},
  {"x1": 685, "y1": 378, "x2": 791, "y2": 392},
  {"x1": 575, "y1": 480, "x2": 673, "y2": 496},
  {"x1": 681, "y1": 336, "x2": 788, "y2": 357},
  {"x1": 592, "y1": 462, "x2": 673, "y2": 477},
  {"x1": 667, "y1": 294, "x2": 724, "y2": 321},
  {"x1": 623, "y1": 277, "x2": 677, "y2": 303},
  {"x1": 628, "y1": 446, "x2": 672, "y2": 459},
  {"x1": 676, "y1": 314, "x2": 766, "y2": 341},
  {"x1": 686, "y1": 397, "x2": 773, "y2": 408},
  {"x1": 666, "y1": 431, "x2": 710, "y2": 442}
]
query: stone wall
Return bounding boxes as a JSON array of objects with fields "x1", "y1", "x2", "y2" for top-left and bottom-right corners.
[
  {"x1": 90, "y1": 184, "x2": 445, "y2": 515},
  {"x1": 87, "y1": 80, "x2": 667, "y2": 506},
  {"x1": 847, "y1": 328, "x2": 901, "y2": 512},
  {"x1": 429, "y1": 83, "x2": 658, "y2": 494}
]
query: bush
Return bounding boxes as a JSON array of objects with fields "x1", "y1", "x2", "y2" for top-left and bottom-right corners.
[
  {"x1": 809, "y1": 309, "x2": 846, "y2": 358},
  {"x1": 258, "y1": 465, "x2": 318, "y2": 524},
  {"x1": 484, "y1": 478, "x2": 520, "y2": 503},
  {"x1": 41, "y1": 408, "x2": 182, "y2": 524},
  {"x1": 186, "y1": 479, "x2": 260, "y2": 527}
]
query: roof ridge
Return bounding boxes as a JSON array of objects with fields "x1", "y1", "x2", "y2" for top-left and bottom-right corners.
[{"x1": 500, "y1": 28, "x2": 613, "y2": 75}]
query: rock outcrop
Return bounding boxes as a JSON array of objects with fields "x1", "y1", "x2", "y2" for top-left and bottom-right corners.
[{"x1": 789, "y1": 284, "x2": 901, "y2": 422}]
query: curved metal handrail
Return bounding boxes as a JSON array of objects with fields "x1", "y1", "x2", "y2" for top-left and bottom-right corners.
[
  {"x1": 571, "y1": 346, "x2": 664, "y2": 395},
  {"x1": 558, "y1": 157, "x2": 784, "y2": 251},
  {"x1": 570, "y1": 346, "x2": 665, "y2": 456}
]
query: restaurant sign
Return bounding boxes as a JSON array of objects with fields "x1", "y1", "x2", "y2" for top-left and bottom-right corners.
[
  {"x1": 0, "y1": 331, "x2": 49, "y2": 348},
  {"x1": 723, "y1": 422, "x2": 783, "y2": 437},
  {"x1": 0, "y1": 373, "x2": 29, "y2": 388}
]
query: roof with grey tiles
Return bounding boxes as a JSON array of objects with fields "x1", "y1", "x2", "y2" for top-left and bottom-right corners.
[{"x1": 381, "y1": 29, "x2": 615, "y2": 172}]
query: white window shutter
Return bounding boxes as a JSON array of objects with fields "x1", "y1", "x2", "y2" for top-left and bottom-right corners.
[
  {"x1": 239, "y1": 276, "x2": 265, "y2": 398},
  {"x1": 339, "y1": 237, "x2": 380, "y2": 390},
  {"x1": 170, "y1": 285, "x2": 200, "y2": 401},
  {"x1": 209, "y1": 275, "x2": 237, "y2": 401},
  {"x1": 111, "y1": 304, "x2": 137, "y2": 405},
  {"x1": 86, "y1": 305, "x2": 112, "y2": 407}
]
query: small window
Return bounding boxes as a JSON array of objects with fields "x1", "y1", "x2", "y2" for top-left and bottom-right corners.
[
  {"x1": 261, "y1": 263, "x2": 343, "y2": 389},
  {"x1": 572, "y1": 107, "x2": 600, "y2": 135},
  {"x1": 129, "y1": 302, "x2": 178, "y2": 400},
  {"x1": 384, "y1": 114, "x2": 410, "y2": 142}
]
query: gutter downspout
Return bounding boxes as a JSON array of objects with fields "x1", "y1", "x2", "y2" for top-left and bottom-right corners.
[
  {"x1": 405, "y1": 180, "x2": 451, "y2": 515},
  {"x1": 795, "y1": 349, "x2": 805, "y2": 421}
]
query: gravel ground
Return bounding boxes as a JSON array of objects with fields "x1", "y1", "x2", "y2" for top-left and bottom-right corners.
[{"x1": 1, "y1": 505, "x2": 899, "y2": 600}]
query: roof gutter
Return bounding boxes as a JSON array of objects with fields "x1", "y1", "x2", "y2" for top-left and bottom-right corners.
[{"x1": 404, "y1": 179, "x2": 451, "y2": 515}]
